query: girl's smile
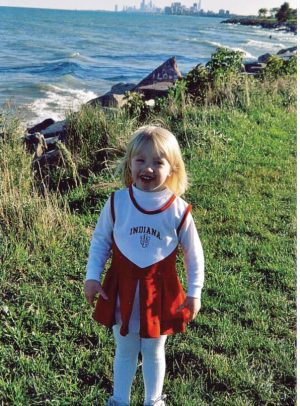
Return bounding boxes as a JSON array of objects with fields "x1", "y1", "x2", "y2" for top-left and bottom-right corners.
[{"x1": 130, "y1": 147, "x2": 171, "y2": 192}]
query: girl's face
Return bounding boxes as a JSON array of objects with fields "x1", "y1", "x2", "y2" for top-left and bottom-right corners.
[{"x1": 130, "y1": 144, "x2": 172, "y2": 192}]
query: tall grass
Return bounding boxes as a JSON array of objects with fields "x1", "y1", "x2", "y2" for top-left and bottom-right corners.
[
  {"x1": 65, "y1": 106, "x2": 137, "y2": 174},
  {"x1": 0, "y1": 114, "x2": 75, "y2": 244}
]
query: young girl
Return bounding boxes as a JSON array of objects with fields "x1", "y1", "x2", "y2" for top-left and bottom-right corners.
[{"x1": 84, "y1": 126, "x2": 204, "y2": 406}]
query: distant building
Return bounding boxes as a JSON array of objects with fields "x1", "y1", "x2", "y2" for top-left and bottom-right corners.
[
  {"x1": 171, "y1": 2, "x2": 182, "y2": 14},
  {"x1": 218, "y1": 9, "x2": 230, "y2": 17},
  {"x1": 114, "y1": 4, "x2": 118, "y2": 12},
  {"x1": 122, "y1": 0, "x2": 160, "y2": 13}
]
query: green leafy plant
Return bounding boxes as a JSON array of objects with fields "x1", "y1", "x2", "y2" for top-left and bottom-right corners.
[
  {"x1": 262, "y1": 55, "x2": 297, "y2": 79},
  {"x1": 182, "y1": 48, "x2": 245, "y2": 107},
  {"x1": 185, "y1": 64, "x2": 210, "y2": 102},
  {"x1": 206, "y1": 47, "x2": 244, "y2": 79},
  {"x1": 123, "y1": 91, "x2": 150, "y2": 121},
  {"x1": 284, "y1": 55, "x2": 297, "y2": 75}
]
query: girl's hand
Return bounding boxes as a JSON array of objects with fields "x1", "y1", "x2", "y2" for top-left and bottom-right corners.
[
  {"x1": 84, "y1": 279, "x2": 108, "y2": 305},
  {"x1": 176, "y1": 296, "x2": 201, "y2": 322}
]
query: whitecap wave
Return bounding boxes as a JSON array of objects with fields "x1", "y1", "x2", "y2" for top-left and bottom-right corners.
[
  {"x1": 189, "y1": 39, "x2": 257, "y2": 60},
  {"x1": 27, "y1": 85, "x2": 98, "y2": 125},
  {"x1": 246, "y1": 39, "x2": 285, "y2": 50},
  {"x1": 202, "y1": 40, "x2": 223, "y2": 48},
  {"x1": 230, "y1": 47, "x2": 256, "y2": 60}
]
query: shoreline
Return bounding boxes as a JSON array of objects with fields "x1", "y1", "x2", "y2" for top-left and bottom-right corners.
[{"x1": 222, "y1": 18, "x2": 297, "y2": 34}]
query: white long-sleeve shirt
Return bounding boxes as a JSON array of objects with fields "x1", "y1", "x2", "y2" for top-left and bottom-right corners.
[{"x1": 86, "y1": 186, "x2": 204, "y2": 332}]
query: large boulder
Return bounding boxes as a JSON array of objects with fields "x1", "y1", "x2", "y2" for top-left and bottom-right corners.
[
  {"x1": 88, "y1": 57, "x2": 183, "y2": 106},
  {"x1": 88, "y1": 82, "x2": 136, "y2": 108},
  {"x1": 244, "y1": 62, "x2": 266, "y2": 74},
  {"x1": 27, "y1": 118, "x2": 55, "y2": 134},
  {"x1": 88, "y1": 93, "x2": 127, "y2": 109},
  {"x1": 24, "y1": 120, "x2": 66, "y2": 159},
  {"x1": 136, "y1": 82, "x2": 174, "y2": 99},
  {"x1": 23, "y1": 132, "x2": 48, "y2": 157},
  {"x1": 258, "y1": 53, "x2": 272, "y2": 63},
  {"x1": 135, "y1": 56, "x2": 182, "y2": 88},
  {"x1": 41, "y1": 120, "x2": 66, "y2": 139},
  {"x1": 110, "y1": 82, "x2": 137, "y2": 93},
  {"x1": 257, "y1": 47, "x2": 297, "y2": 64},
  {"x1": 134, "y1": 56, "x2": 182, "y2": 99},
  {"x1": 277, "y1": 46, "x2": 297, "y2": 55}
]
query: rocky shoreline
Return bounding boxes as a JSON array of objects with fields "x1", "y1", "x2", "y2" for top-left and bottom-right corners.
[
  {"x1": 222, "y1": 18, "x2": 297, "y2": 34},
  {"x1": 23, "y1": 46, "x2": 297, "y2": 167}
]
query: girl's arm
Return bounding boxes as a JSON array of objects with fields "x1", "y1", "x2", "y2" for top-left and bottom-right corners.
[
  {"x1": 177, "y1": 212, "x2": 204, "y2": 321},
  {"x1": 84, "y1": 197, "x2": 113, "y2": 304}
]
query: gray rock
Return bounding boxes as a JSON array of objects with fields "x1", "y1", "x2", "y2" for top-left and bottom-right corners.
[
  {"x1": 33, "y1": 149, "x2": 62, "y2": 166},
  {"x1": 41, "y1": 120, "x2": 66, "y2": 140},
  {"x1": 24, "y1": 132, "x2": 48, "y2": 157},
  {"x1": 87, "y1": 57, "x2": 182, "y2": 109},
  {"x1": 244, "y1": 63, "x2": 266, "y2": 74},
  {"x1": 277, "y1": 46, "x2": 297, "y2": 55},
  {"x1": 88, "y1": 93, "x2": 128, "y2": 109},
  {"x1": 258, "y1": 53, "x2": 272, "y2": 63},
  {"x1": 277, "y1": 51, "x2": 296, "y2": 61},
  {"x1": 24, "y1": 119, "x2": 66, "y2": 161},
  {"x1": 88, "y1": 82, "x2": 136, "y2": 109},
  {"x1": 27, "y1": 118, "x2": 55, "y2": 134},
  {"x1": 137, "y1": 82, "x2": 174, "y2": 99},
  {"x1": 135, "y1": 56, "x2": 182, "y2": 88},
  {"x1": 110, "y1": 82, "x2": 136, "y2": 94}
]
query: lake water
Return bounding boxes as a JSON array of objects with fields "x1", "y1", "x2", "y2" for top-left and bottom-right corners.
[{"x1": 0, "y1": 6, "x2": 297, "y2": 125}]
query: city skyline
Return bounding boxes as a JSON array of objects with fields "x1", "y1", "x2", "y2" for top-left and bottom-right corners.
[{"x1": 0, "y1": 0, "x2": 297, "y2": 15}]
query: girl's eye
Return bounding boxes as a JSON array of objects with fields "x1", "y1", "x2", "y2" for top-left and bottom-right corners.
[{"x1": 136, "y1": 159, "x2": 144, "y2": 162}]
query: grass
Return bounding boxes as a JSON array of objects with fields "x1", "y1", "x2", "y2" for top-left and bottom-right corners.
[{"x1": 0, "y1": 75, "x2": 296, "y2": 405}]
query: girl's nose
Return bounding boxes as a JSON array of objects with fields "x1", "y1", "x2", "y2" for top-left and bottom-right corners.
[{"x1": 144, "y1": 165, "x2": 154, "y2": 172}]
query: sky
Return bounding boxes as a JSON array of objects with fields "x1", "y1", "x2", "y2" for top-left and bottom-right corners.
[{"x1": 0, "y1": 0, "x2": 297, "y2": 15}]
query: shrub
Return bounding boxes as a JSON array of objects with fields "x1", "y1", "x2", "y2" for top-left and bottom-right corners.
[
  {"x1": 206, "y1": 47, "x2": 244, "y2": 78},
  {"x1": 283, "y1": 55, "x2": 297, "y2": 75},
  {"x1": 123, "y1": 91, "x2": 150, "y2": 121},
  {"x1": 185, "y1": 64, "x2": 210, "y2": 102},
  {"x1": 179, "y1": 48, "x2": 245, "y2": 107},
  {"x1": 262, "y1": 55, "x2": 297, "y2": 79}
]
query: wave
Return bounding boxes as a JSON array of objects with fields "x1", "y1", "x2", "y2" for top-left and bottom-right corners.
[
  {"x1": 246, "y1": 39, "x2": 285, "y2": 50},
  {"x1": 229, "y1": 47, "x2": 256, "y2": 60},
  {"x1": 0, "y1": 60, "x2": 89, "y2": 79},
  {"x1": 27, "y1": 84, "x2": 98, "y2": 125},
  {"x1": 201, "y1": 40, "x2": 223, "y2": 48},
  {"x1": 69, "y1": 52, "x2": 80, "y2": 58},
  {"x1": 190, "y1": 40, "x2": 256, "y2": 60},
  {"x1": 90, "y1": 53, "x2": 174, "y2": 62}
]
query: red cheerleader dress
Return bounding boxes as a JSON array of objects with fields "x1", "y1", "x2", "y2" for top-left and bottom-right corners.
[{"x1": 93, "y1": 185, "x2": 194, "y2": 338}]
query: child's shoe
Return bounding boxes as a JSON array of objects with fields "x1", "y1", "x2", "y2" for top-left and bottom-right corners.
[
  {"x1": 104, "y1": 397, "x2": 129, "y2": 406},
  {"x1": 144, "y1": 394, "x2": 167, "y2": 406}
]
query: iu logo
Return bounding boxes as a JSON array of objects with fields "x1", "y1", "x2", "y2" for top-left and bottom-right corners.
[{"x1": 140, "y1": 234, "x2": 150, "y2": 248}]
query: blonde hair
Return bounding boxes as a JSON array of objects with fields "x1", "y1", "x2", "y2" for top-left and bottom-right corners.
[{"x1": 119, "y1": 125, "x2": 188, "y2": 196}]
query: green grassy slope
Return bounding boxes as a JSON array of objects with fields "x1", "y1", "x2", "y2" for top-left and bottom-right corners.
[{"x1": 0, "y1": 79, "x2": 296, "y2": 405}]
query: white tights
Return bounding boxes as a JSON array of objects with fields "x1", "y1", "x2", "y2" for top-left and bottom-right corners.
[{"x1": 112, "y1": 325, "x2": 167, "y2": 405}]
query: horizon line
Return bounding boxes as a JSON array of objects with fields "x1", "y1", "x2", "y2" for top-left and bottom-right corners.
[{"x1": 0, "y1": 4, "x2": 252, "y2": 16}]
